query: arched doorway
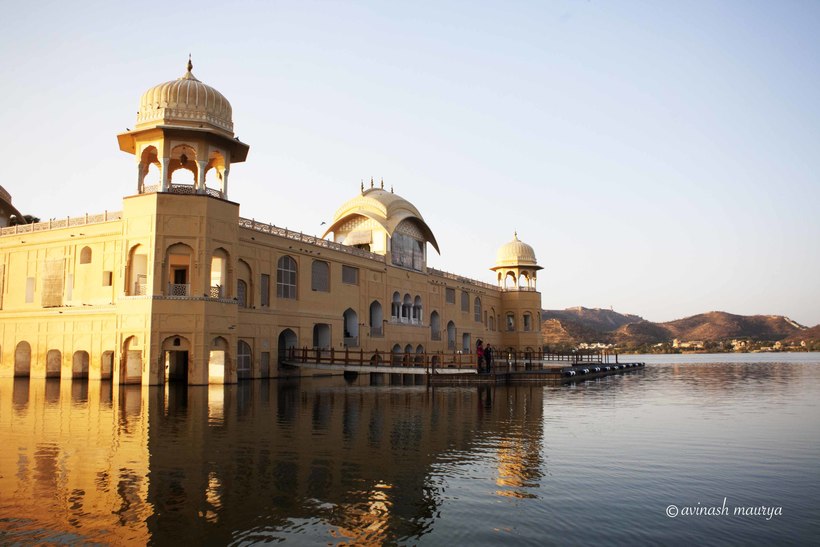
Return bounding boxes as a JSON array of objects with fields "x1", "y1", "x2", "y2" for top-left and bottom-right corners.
[
  {"x1": 237, "y1": 340, "x2": 252, "y2": 380},
  {"x1": 313, "y1": 324, "x2": 331, "y2": 349},
  {"x1": 46, "y1": 349, "x2": 61, "y2": 378},
  {"x1": 343, "y1": 309, "x2": 359, "y2": 347},
  {"x1": 278, "y1": 329, "x2": 298, "y2": 366},
  {"x1": 72, "y1": 351, "x2": 89, "y2": 379},
  {"x1": 162, "y1": 335, "x2": 191, "y2": 383},
  {"x1": 209, "y1": 336, "x2": 229, "y2": 384},
  {"x1": 14, "y1": 341, "x2": 31, "y2": 378},
  {"x1": 101, "y1": 351, "x2": 114, "y2": 380},
  {"x1": 122, "y1": 336, "x2": 142, "y2": 384}
]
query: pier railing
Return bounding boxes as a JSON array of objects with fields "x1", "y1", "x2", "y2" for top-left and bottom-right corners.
[{"x1": 285, "y1": 347, "x2": 617, "y2": 372}]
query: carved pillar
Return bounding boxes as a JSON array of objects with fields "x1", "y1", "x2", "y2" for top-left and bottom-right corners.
[
  {"x1": 160, "y1": 157, "x2": 170, "y2": 192},
  {"x1": 221, "y1": 167, "x2": 230, "y2": 198},
  {"x1": 137, "y1": 163, "x2": 145, "y2": 194},
  {"x1": 196, "y1": 160, "x2": 208, "y2": 194}
]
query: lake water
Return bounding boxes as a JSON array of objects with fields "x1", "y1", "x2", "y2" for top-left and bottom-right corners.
[{"x1": 1, "y1": 353, "x2": 819, "y2": 545}]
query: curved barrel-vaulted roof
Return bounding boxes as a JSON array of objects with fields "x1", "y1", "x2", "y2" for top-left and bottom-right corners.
[{"x1": 322, "y1": 187, "x2": 440, "y2": 254}]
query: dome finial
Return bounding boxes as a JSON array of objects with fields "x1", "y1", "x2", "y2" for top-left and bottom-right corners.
[
  {"x1": 380, "y1": 178, "x2": 384, "y2": 189},
  {"x1": 187, "y1": 53, "x2": 193, "y2": 73},
  {"x1": 514, "y1": 231, "x2": 519, "y2": 240},
  {"x1": 361, "y1": 180, "x2": 364, "y2": 193}
]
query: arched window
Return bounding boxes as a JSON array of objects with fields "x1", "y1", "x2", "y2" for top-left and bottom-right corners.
[
  {"x1": 413, "y1": 296, "x2": 423, "y2": 324},
  {"x1": 127, "y1": 244, "x2": 148, "y2": 296},
  {"x1": 237, "y1": 340, "x2": 252, "y2": 379},
  {"x1": 391, "y1": 220, "x2": 425, "y2": 271},
  {"x1": 447, "y1": 321, "x2": 456, "y2": 350},
  {"x1": 523, "y1": 312, "x2": 532, "y2": 332},
  {"x1": 166, "y1": 242, "x2": 193, "y2": 297},
  {"x1": 370, "y1": 301, "x2": 384, "y2": 337},
  {"x1": 237, "y1": 279, "x2": 248, "y2": 308},
  {"x1": 402, "y1": 294, "x2": 412, "y2": 322},
  {"x1": 210, "y1": 248, "x2": 229, "y2": 298},
  {"x1": 489, "y1": 312, "x2": 496, "y2": 332},
  {"x1": 391, "y1": 344, "x2": 403, "y2": 366},
  {"x1": 430, "y1": 311, "x2": 441, "y2": 340},
  {"x1": 505, "y1": 272, "x2": 516, "y2": 290},
  {"x1": 277, "y1": 256, "x2": 297, "y2": 299},
  {"x1": 79, "y1": 247, "x2": 92, "y2": 264},
  {"x1": 391, "y1": 292, "x2": 401, "y2": 320},
  {"x1": 237, "y1": 260, "x2": 252, "y2": 307},
  {"x1": 311, "y1": 260, "x2": 330, "y2": 292},
  {"x1": 474, "y1": 297, "x2": 482, "y2": 322}
]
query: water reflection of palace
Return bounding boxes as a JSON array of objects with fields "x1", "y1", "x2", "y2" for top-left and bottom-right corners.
[
  {"x1": 0, "y1": 377, "x2": 546, "y2": 544},
  {"x1": 0, "y1": 378, "x2": 151, "y2": 544}
]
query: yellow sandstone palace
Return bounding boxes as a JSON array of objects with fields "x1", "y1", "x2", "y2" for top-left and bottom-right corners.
[{"x1": 0, "y1": 61, "x2": 543, "y2": 385}]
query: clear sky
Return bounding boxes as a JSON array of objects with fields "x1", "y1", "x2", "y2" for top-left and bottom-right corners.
[{"x1": 1, "y1": 1, "x2": 818, "y2": 326}]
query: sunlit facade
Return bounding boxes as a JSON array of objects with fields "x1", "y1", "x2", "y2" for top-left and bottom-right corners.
[{"x1": 0, "y1": 61, "x2": 544, "y2": 385}]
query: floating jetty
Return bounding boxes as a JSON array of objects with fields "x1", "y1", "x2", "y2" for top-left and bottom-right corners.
[
  {"x1": 283, "y1": 347, "x2": 645, "y2": 385},
  {"x1": 427, "y1": 361, "x2": 646, "y2": 385}
]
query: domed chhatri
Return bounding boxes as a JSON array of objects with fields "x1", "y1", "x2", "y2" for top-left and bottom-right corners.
[
  {"x1": 491, "y1": 232, "x2": 542, "y2": 291},
  {"x1": 136, "y1": 57, "x2": 234, "y2": 135},
  {"x1": 494, "y1": 232, "x2": 541, "y2": 270},
  {"x1": 117, "y1": 58, "x2": 249, "y2": 199},
  {"x1": 322, "y1": 184, "x2": 439, "y2": 270}
]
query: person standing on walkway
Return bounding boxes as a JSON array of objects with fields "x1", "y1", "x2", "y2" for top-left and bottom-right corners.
[
  {"x1": 476, "y1": 340, "x2": 485, "y2": 372},
  {"x1": 484, "y1": 343, "x2": 493, "y2": 373}
]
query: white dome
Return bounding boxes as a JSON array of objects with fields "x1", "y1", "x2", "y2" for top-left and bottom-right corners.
[
  {"x1": 136, "y1": 59, "x2": 233, "y2": 134},
  {"x1": 493, "y1": 233, "x2": 541, "y2": 270}
]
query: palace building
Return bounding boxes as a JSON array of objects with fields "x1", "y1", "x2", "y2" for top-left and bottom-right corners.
[{"x1": 0, "y1": 61, "x2": 543, "y2": 385}]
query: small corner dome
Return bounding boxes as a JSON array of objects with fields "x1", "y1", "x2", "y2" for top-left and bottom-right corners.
[
  {"x1": 323, "y1": 187, "x2": 440, "y2": 254},
  {"x1": 136, "y1": 58, "x2": 233, "y2": 135},
  {"x1": 493, "y1": 232, "x2": 542, "y2": 270}
]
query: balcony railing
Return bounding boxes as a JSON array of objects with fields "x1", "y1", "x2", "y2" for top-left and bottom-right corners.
[
  {"x1": 210, "y1": 285, "x2": 223, "y2": 298},
  {"x1": 168, "y1": 283, "x2": 190, "y2": 297},
  {"x1": 1, "y1": 210, "x2": 123, "y2": 237}
]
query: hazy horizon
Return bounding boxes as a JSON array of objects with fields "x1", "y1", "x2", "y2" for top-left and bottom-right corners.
[{"x1": 1, "y1": 1, "x2": 818, "y2": 325}]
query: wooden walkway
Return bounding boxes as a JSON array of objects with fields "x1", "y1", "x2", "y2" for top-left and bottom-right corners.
[{"x1": 282, "y1": 346, "x2": 644, "y2": 384}]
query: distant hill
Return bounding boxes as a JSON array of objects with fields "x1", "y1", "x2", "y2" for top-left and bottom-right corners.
[
  {"x1": 784, "y1": 324, "x2": 820, "y2": 344},
  {"x1": 663, "y1": 312, "x2": 804, "y2": 341},
  {"x1": 542, "y1": 307, "x2": 642, "y2": 332},
  {"x1": 541, "y1": 307, "x2": 810, "y2": 348}
]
